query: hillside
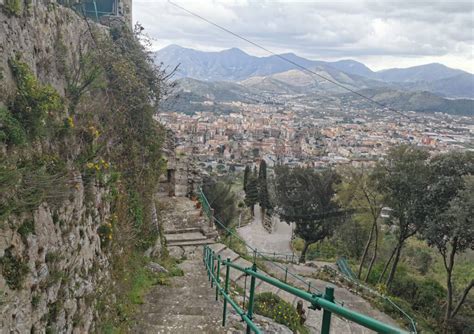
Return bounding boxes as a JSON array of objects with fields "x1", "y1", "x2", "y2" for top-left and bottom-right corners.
[
  {"x1": 163, "y1": 75, "x2": 473, "y2": 116},
  {"x1": 154, "y1": 45, "x2": 474, "y2": 98},
  {"x1": 350, "y1": 88, "x2": 474, "y2": 116}
]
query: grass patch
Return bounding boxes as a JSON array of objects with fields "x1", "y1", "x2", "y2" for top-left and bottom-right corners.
[
  {"x1": 97, "y1": 251, "x2": 186, "y2": 332},
  {"x1": 223, "y1": 228, "x2": 248, "y2": 257}
]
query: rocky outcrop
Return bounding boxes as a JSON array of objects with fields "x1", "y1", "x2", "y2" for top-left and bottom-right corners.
[
  {"x1": 0, "y1": 3, "x2": 130, "y2": 332},
  {"x1": 0, "y1": 175, "x2": 111, "y2": 333}
]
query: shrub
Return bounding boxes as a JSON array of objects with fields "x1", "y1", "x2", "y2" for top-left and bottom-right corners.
[
  {"x1": 17, "y1": 219, "x2": 35, "y2": 240},
  {"x1": 3, "y1": 0, "x2": 21, "y2": 16},
  {"x1": 0, "y1": 107, "x2": 26, "y2": 145},
  {"x1": 97, "y1": 223, "x2": 113, "y2": 247},
  {"x1": 254, "y1": 292, "x2": 305, "y2": 332},
  {"x1": 0, "y1": 248, "x2": 29, "y2": 290},
  {"x1": 8, "y1": 57, "x2": 64, "y2": 139}
]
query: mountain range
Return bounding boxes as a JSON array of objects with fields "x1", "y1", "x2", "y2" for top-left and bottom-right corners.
[
  {"x1": 155, "y1": 45, "x2": 474, "y2": 115},
  {"x1": 155, "y1": 45, "x2": 474, "y2": 100}
]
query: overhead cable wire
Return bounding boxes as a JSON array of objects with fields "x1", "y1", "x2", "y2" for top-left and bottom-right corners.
[{"x1": 167, "y1": 0, "x2": 412, "y2": 120}]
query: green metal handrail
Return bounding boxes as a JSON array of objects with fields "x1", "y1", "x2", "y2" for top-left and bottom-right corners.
[
  {"x1": 204, "y1": 249, "x2": 261, "y2": 333},
  {"x1": 204, "y1": 245, "x2": 407, "y2": 334},
  {"x1": 336, "y1": 258, "x2": 418, "y2": 333},
  {"x1": 199, "y1": 186, "x2": 417, "y2": 332}
]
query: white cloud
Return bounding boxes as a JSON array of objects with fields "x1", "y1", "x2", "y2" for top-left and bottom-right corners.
[{"x1": 134, "y1": 0, "x2": 474, "y2": 72}]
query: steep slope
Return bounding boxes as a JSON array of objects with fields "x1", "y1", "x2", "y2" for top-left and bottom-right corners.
[
  {"x1": 154, "y1": 45, "x2": 473, "y2": 98},
  {"x1": 0, "y1": 3, "x2": 168, "y2": 332},
  {"x1": 155, "y1": 45, "x2": 307, "y2": 81},
  {"x1": 403, "y1": 72, "x2": 474, "y2": 99},
  {"x1": 375, "y1": 63, "x2": 467, "y2": 82},
  {"x1": 349, "y1": 88, "x2": 474, "y2": 116},
  {"x1": 175, "y1": 77, "x2": 257, "y2": 102},
  {"x1": 328, "y1": 59, "x2": 375, "y2": 78},
  {"x1": 241, "y1": 66, "x2": 385, "y2": 94}
]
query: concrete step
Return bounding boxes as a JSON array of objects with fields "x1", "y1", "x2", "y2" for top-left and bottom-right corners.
[
  {"x1": 224, "y1": 257, "x2": 253, "y2": 282},
  {"x1": 215, "y1": 247, "x2": 240, "y2": 262},
  {"x1": 164, "y1": 227, "x2": 202, "y2": 234},
  {"x1": 167, "y1": 239, "x2": 216, "y2": 247},
  {"x1": 208, "y1": 243, "x2": 227, "y2": 254},
  {"x1": 165, "y1": 231, "x2": 208, "y2": 243},
  {"x1": 255, "y1": 281, "x2": 280, "y2": 295}
]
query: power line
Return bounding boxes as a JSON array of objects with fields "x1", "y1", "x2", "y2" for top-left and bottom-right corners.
[{"x1": 167, "y1": 0, "x2": 412, "y2": 120}]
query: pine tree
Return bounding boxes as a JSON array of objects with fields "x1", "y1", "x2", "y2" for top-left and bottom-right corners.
[
  {"x1": 244, "y1": 175, "x2": 259, "y2": 216},
  {"x1": 258, "y1": 160, "x2": 271, "y2": 218},
  {"x1": 243, "y1": 165, "x2": 250, "y2": 192}
]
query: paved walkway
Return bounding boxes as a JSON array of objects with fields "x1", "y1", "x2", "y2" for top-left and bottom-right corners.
[
  {"x1": 237, "y1": 204, "x2": 293, "y2": 254},
  {"x1": 133, "y1": 249, "x2": 226, "y2": 333},
  {"x1": 134, "y1": 197, "x2": 293, "y2": 333}
]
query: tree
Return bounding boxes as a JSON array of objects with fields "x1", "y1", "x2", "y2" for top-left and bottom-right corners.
[
  {"x1": 374, "y1": 145, "x2": 430, "y2": 288},
  {"x1": 244, "y1": 174, "x2": 259, "y2": 216},
  {"x1": 258, "y1": 159, "x2": 271, "y2": 218},
  {"x1": 202, "y1": 176, "x2": 238, "y2": 228},
  {"x1": 423, "y1": 152, "x2": 474, "y2": 331},
  {"x1": 243, "y1": 165, "x2": 250, "y2": 192},
  {"x1": 338, "y1": 168, "x2": 384, "y2": 281},
  {"x1": 274, "y1": 166, "x2": 344, "y2": 263}
]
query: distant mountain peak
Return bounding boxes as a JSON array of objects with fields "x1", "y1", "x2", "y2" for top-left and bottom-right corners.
[
  {"x1": 221, "y1": 47, "x2": 248, "y2": 55},
  {"x1": 153, "y1": 45, "x2": 473, "y2": 98}
]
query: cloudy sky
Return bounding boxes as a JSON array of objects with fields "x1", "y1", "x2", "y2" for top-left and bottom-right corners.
[{"x1": 133, "y1": 1, "x2": 474, "y2": 73}]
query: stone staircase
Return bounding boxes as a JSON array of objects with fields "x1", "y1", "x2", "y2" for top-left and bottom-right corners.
[
  {"x1": 165, "y1": 228, "x2": 216, "y2": 247},
  {"x1": 207, "y1": 243, "x2": 402, "y2": 334},
  {"x1": 159, "y1": 196, "x2": 218, "y2": 249},
  {"x1": 138, "y1": 196, "x2": 401, "y2": 333}
]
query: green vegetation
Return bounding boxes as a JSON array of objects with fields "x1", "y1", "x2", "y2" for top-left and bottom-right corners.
[
  {"x1": 258, "y1": 160, "x2": 271, "y2": 218},
  {"x1": 0, "y1": 248, "x2": 29, "y2": 290},
  {"x1": 3, "y1": 0, "x2": 21, "y2": 16},
  {"x1": 286, "y1": 148, "x2": 474, "y2": 332},
  {"x1": 223, "y1": 228, "x2": 248, "y2": 256},
  {"x1": 254, "y1": 292, "x2": 308, "y2": 333},
  {"x1": 0, "y1": 107, "x2": 26, "y2": 145},
  {"x1": 1, "y1": 18, "x2": 168, "y2": 333},
  {"x1": 202, "y1": 176, "x2": 238, "y2": 228},
  {"x1": 17, "y1": 219, "x2": 35, "y2": 241},
  {"x1": 97, "y1": 252, "x2": 184, "y2": 332},
  {"x1": 9, "y1": 57, "x2": 64, "y2": 139},
  {"x1": 239, "y1": 146, "x2": 473, "y2": 332},
  {"x1": 274, "y1": 166, "x2": 344, "y2": 263},
  {"x1": 244, "y1": 172, "x2": 258, "y2": 216}
]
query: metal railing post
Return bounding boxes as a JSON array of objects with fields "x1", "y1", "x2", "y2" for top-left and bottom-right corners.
[
  {"x1": 210, "y1": 208, "x2": 215, "y2": 227},
  {"x1": 308, "y1": 281, "x2": 312, "y2": 293},
  {"x1": 210, "y1": 251, "x2": 215, "y2": 288},
  {"x1": 203, "y1": 246, "x2": 207, "y2": 265},
  {"x1": 246, "y1": 263, "x2": 257, "y2": 334},
  {"x1": 216, "y1": 255, "x2": 221, "y2": 301},
  {"x1": 207, "y1": 248, "x2": 211, "y2": 281},
  {"x1": 321, "y1": 286, "x2": 335, "y2": 334},
  {"x1": 284, "y1": 267, "x2": 288, "y2": 283},
  {"x1": 222, "y1": 258, "x2": 231, "y2": 327}
]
